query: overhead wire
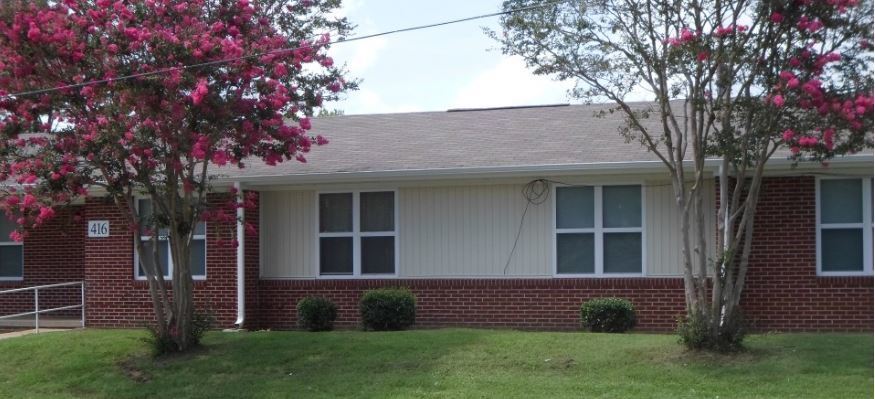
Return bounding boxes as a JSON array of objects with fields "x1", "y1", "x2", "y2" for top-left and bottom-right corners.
[{"x1": 0, "y1": 0, "x2": 571, "y2": 100}]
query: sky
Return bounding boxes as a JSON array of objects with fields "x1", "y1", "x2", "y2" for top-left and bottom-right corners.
[{"x1": 326, "y1": 0, "x2": 579, "y2": 115}]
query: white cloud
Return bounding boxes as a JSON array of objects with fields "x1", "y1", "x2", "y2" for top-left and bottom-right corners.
[
  {"x1": 343, "y1": 36, "x2": 388, "y2": 73},
  {"x1": 341, "y1": 88, "x2": 423, "y2": 114},
  {"x1": 329, "y1": 0, "x2": 362, "y2": 19},
  {"x1": 450, "y1": 56, "x2": 572, "y2": 109}
]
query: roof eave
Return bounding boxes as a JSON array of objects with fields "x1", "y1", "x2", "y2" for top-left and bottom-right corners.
[{"x1": 217, "y1": 153, "x2": 873, "y2": 187}]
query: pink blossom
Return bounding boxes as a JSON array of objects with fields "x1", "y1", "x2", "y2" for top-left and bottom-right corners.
[
  {"x1": 9, "y1": 230, "x2": 23, "y2": 242},
  {"x1": 38, "y1": 206, "x2": 55, "y2": 220},
  {"x1": 26, "y1": 23, "x2": 42, "y2": 42},
  {"x1": 211, "y1": 151, "x2": 229, "y2": 166},
  {"x1": 782, "y1": 129, "x2": 795, "y2": 141},
  {"x1": 22, "y1": 194, "x2": 36, "y2": 207},
  {"x1": 772, "y1": 94, "x2": 785, "y2": 108},
  {"x1": 191, "y1": 135, "x2": 209, "y2": 160},
  {"x1": 799, "y1": 136, "x2": 819, "y2": 147},
  {"x1": 191, "y1": 78, "x2": 209, "y2": 105},
  {"x1": 823, "y1": 128, "x2": 835, "y2": 150},
  {"x1": 680, "y1": 27, "x2": 696, "y2": 41},
  {"x1": 770, "y1": 12, "x2": 784, "y2": 23}
]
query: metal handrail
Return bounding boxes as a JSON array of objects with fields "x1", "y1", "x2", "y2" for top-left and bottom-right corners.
[
  {"x1": 0, "y1": 281, "x2": 84, "y2": 294},
  {"x1": 0, "y1": 281, "x2": 84, "y2": 333}
]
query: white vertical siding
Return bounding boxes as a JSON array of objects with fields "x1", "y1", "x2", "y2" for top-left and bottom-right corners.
[
  {"x1": 644, "y1": 179, "x2": 716, "y2": 275},
  {"x1": 257, "y1": 177, "x2": 713, "y2": 278},
  {"x1": 260, "y1": 190, "x2": 316, "y2": 278},
  {"x1": 399, "y1": 184, "x2": 553, "y2": 277}
]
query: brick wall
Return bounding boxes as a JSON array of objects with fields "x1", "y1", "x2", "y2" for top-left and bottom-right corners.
[
  {"x1": 83, "y1": 194, "x2": 246, "y2": 328},
  {"x1": 3, "y1": 176, "x2": 870, "y2": 332},
  {"x1": 0, "y1": 206, "x2": 85, "y2": 321},
  {"x1": 255, "y1": 278, "x2": 686, "y2": 331},
  {"x1": 252, "y1": 176, "x2": 872, "y2": 332},
  {"x1": 739, "y1": 176, "x2": 873, "y2": 331}
]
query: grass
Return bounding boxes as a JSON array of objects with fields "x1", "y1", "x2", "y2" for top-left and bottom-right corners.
[{"x1": 0, "y1": 329, "x2": 871, "y2": 398}]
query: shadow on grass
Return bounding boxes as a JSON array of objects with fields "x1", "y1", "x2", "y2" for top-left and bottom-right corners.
[{"x1": 113, "y1": 328, "x2": 489, "y2": 398}]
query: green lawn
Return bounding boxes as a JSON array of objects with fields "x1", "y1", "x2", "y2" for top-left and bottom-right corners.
[{"x1": 0, "y1": 329, "x2": 870, "y2": 398}]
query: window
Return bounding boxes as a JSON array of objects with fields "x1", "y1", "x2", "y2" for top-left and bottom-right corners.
[
  {"x1": 555, "y1": 185, "x2": 644, "y2": 276},
  {"x1": 135, "y1": 199, "x2": 206, "y2": 280},
  {"x1": 318, "y1": 191, "x2": 397, "y2": 277},
  {"x1": 0, "y1": 217, "x2": 22, "y2": 280},
  {"x1": 817, "y1": 178, "x2": 873, "y2": 275}
]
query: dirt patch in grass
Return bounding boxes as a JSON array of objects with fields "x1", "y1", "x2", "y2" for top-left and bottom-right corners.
[
  {"x1": 118, "y1": 358, "x2": 151, "y2": 383},
  {"x1": 644, "y1": 344, "x2": 772, "y2": 368}
]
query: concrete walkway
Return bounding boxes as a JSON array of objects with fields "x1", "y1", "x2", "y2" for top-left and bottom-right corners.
[{"x1": 0, "y1": 328, "x2": 75, "y2": 340}]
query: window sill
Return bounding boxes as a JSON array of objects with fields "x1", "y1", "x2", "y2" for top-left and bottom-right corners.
[
  {"x1": 553, "y1": 274, "x2": 646, "y2": 278},
  {"x1": 816, "y1": 272, "x2": 873, "y2": 277},
  {"x1": 317, "y1": 274, "x2": 398, "y2": 280},
  {"x1": 134, "y1": 277, "x2": 208, "y2": 282}
]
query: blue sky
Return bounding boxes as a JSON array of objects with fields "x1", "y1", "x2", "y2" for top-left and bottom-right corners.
[{"x1": 327, "y1": 0, "x2": 577, "y2": 114}]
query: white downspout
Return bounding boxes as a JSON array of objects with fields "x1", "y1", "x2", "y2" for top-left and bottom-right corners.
[{"x1": 234, "y1": 181, "x2": 245, "y2": 328}]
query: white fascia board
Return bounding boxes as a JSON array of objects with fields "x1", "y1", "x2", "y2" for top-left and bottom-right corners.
[
  {"x1": 215, "y1": 153, "x2": 873, "y2": 187},
  {"x1": 215, "y1": 160, "x2": 689, "y2": 187},
  {"x1": 70, "y1": 152, "x2": 874, "y2": 194}
]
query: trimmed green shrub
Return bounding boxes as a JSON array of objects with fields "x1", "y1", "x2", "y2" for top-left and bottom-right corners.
[
  {"x1": 359, "y1": 288, "x2": 416, "y2": 331},
  {"x1": 297, "y1": 297, "x2": 338, "y2": 332},
  {"x1": 677, "y1": 312, "x2": 746, "y2": 352},
  {"x1": 580, "y1": 298, "x2": 637, "y2": 333}
]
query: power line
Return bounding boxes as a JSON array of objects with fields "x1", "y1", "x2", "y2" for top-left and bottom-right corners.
[{"x1": 1, "y1": 0, "x2": 569, "y2": 100}]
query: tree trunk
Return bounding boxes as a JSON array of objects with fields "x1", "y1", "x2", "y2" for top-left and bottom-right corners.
[{"x1": 169, "y1": 230, "x2": 195, "y2": 351}]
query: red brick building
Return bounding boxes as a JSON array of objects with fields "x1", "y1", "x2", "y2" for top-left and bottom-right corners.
[{"x1": 1, "y1": 105, "x2": 871, "y2": 331}]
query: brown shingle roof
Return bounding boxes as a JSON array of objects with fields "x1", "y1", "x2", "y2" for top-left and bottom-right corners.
[
  {"x1": 218, "y1": 103, "x2": 662, "y2": 180},
  {"x1": 213, "y1": 102, "x2": 872, "y2": 183}
]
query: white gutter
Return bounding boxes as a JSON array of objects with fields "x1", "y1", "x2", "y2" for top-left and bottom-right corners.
[
  {"x1": 214, "y1": 154, "x2": 873, "y2": 187},
  {"x1": 234, "y1": 181, "x2": 245, "y2": 328}
]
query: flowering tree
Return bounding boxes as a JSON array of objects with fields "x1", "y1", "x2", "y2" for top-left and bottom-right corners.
[
  {"x1": 0, "y1": 0, "x2": 351, "y2": 351},
  {"x1": 495, "y1": 0, "x2": 873, "y2": 350}
]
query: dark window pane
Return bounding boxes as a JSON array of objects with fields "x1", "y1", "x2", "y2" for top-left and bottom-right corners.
[
  {"x1": 0, "y1": 245, "x2": 22, "y2": 278},
  {"x1": 603, "y1": 185, "x2": 641, "y2": 228},
  {"x1": 320, "y1": 237, "x2": 353, "y2": 275},
  {"x1": 138, "y1": 199, "x2": 153, "y2": 235},
  {"x1": 362, "y1": 236, "x2": 395, "y2": 274},
  {"x1": 360, "y1": 192, "x2": 395, "y2": 232},
  {"x1": 821, "y1": 229, "x2": 864, "y2": 272},
  {"x1": 0, "y1": 218, "x2": 17, "y2": 242},
  {"x1": 556, "y1": 187, "x2": 594, "y2": 229},
  {"x1": 190, "y1": 239, "x2": 206, "y2": 277},
  {"x1": 319, "y1": 193, "x2": 352, "y2": 232},
  {"x1": 138, "y1": 199, "x2": 169, "y2": 236},
  {"x1": 139, "y1": 240, "x2": 170, "y2": 277},
  {"x1": 557, "y1": 233, "x2": 594, "y2": 274},
  {"x1": 821, "y1": 179, "x2": 863, "y2": 224},
  {"x1": 193, "y1": 221, "x2": 206, "y2": 236},
  {"x1": 604, "y1": 233, "x2": 642, "y2": 273}
]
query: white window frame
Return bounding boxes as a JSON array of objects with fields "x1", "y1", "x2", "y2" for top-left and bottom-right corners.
[
  {"x1": 133, "y1": 199, "x2": 207, "y2": 281},
  {"x1": 315, "y1": 189, "x2": 399, "y2": 279},
  {"x1": 816, "y1": 176, "x2": 873, "y2": 276},
  {"x1": 0, "y1": 239, "x2": 23, "y2": 282},
  {"x1": 552, "y1": 183, "x2": 647, "y2": 278}
]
